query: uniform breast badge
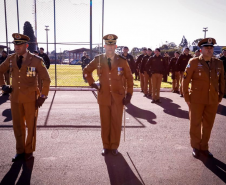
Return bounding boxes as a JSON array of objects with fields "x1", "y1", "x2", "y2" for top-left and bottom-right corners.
[
  {"x1": 27, "y1": 67, "x2": 36, "y2": 77},
  {"x1": 117, "y1": 67, "x2": 124, "y2": 76}
]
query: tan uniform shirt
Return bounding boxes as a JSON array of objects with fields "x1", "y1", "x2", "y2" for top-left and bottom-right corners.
[
  {"x1": 83, "y1": 53, "x2": 133, "y2": 106},
  {"x1": 183, "y1": 55, "x2": 225, "y2": 104},
  {"x1": 0, "y1": 51, "x2": 51, "y2": 103}
]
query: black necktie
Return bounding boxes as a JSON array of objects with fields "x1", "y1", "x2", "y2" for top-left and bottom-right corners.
[
  {"x1": 206, "y1": 61, "x2": 210, "y2": 67},
  {"x1": 107, "y1": 58, "x2": 111, "y2": 70},
  {"x1": 17, "y1": 55, "x2": 23, "y2": 69}
]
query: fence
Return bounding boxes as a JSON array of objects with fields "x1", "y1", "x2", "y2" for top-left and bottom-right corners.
[{"x1": 0, "y1": 0, "x2": 104, "y2": 87}]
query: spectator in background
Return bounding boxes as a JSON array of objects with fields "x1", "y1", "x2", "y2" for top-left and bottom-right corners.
[
  {"x1": 0, "y1": 51, "x2": 9, "y2": 95},
  {"x1": 81, "y1": 51, "x2": 87, "y2": 70},
  {"x1": 121, "y1": 46, "x2": 136, "y2": 75},
  {"x1": 39, "y1": 47, "x2": 50, "y2": 69},
  {"x1": 194, "y1": 49, "x2": 200, "y2": 57},
  {"x1": 82, "y1": 54, "x2": 90, "y2": 82}
]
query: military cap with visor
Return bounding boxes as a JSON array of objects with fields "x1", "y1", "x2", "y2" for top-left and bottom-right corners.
[
  {"x1": 12, "y1": 33, "x2": 30, "y2": 45},
  {"x1": 198, "y1": 38, "x2": 216, "y2": 47},
  {"x1": 103, "y1": 34, "x2": 118, "y2": 45}
]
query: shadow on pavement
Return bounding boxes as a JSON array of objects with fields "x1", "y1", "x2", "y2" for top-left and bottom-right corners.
[
  {"x1": 217, "y1": 104, "x2": 226, "y2": 116},
  {"x1": 0, "y1": 157, "x2": 34, "y2": 185},
  {"x1": 126, "y1": 103, "x2": 156, "y2": 125},
  {"x1": 199, "y1": 156, "x2": 226, "y2": 183},
  {"x1": 0, "y1": 95, "x2": 12, "y2": 122},
  {"x1": 105, "y1": 153, "x2": 143, "y2": 185},
  {"x1": 154, "y1": 97, "x2": 189, "y2": 119}
]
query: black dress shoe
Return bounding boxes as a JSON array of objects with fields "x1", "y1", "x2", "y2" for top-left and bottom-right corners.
[
  {"x1": 12, "y1": 153, "x2": 25, "y2": 162},
  {"x1": 201, "y1": 150, "x2": 213, "y2": 158},
  {"x1": 192, "y1": 148, "x2": 200, "y2": 158},
  {"x1": 112, "y1": 149, "x2": 118, "y2": 156},
  {"x1": 143, "y1": 94, "x2": 148, "y2": 97},
  {"x1": 101, "y1": 149, "x2": 108, "y2": 156},
  {"x1": 25, "y1": 153, "x2": 33, "y2": 161},
  {"x1": 151, "y1": 100, "x2": 156, "y2": 103},
  {"x1": 180, "y1": 94, "x2": 184, "y2": 97}
]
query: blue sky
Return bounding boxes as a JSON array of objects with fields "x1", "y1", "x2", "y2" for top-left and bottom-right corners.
[{"x1": 0, "y1": 0, "x2": 226, "y2": 52}]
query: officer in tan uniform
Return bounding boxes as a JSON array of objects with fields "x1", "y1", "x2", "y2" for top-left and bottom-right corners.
[
  {"x1": 0, "y1": 33, "x2": 51, "y2": 161},
  {"x1": 83, "y1": 34, "x2": 133, "y2": 156},
  {"x1": 183, "y1": 38, "x2": 225, "y2": 158}
]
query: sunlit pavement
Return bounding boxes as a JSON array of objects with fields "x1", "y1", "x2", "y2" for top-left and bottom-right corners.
[{"x1": 0, "y1": 91, "x2": 226, "y2": 185}]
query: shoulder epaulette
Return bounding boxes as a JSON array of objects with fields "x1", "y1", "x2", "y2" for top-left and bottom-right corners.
[
  {"x1": 34, "y1": 54, "x2": 43, "y2": 60},
  {"x1": 118, "y1": 55, "x2": 126, "y2": 60}
]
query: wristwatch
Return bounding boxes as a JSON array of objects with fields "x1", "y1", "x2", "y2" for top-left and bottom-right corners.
[{"x1": 40, "y1": 94, "x2": 47, "y2": 99}]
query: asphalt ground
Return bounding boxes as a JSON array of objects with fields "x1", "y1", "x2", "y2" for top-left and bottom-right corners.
[{"x1": 0, "y1": 91, "x2": 226, "y2": 185}]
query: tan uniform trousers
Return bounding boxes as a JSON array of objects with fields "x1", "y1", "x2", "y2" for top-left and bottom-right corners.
[
  {"x1": 189, "y1": 103, "x2": 218, "y2": 150},
  {"x1": 99, "y1": 97, "x2": 123, "y2": 150},
  {"x1": 4, "y1": 72, "x2": 10, "y2": 85},
  {"x1": 139, "y1": 72, "x2": 144, "y2": 91},
  {"x1": 151, "y1": 73, "x2": 163, "y2": 101},
  {"x1": 11, "y1": 101, "x2": 37, "y2": 154},
  {"x1": 179, "y1": 71, "x2": 184, "y2": 95},
  {"x1": 172, "y1": 72, "x2": 180, "y2": 91},
  {"x1": 144, "y1": 71, "x2": 152, "y2": 95}
]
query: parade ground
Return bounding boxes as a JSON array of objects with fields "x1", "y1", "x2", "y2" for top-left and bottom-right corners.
[{"x1": 0, "y1": 91, "x2": 226, "y2": 185}]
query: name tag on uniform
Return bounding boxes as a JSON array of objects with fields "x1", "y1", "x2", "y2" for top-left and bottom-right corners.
[{"x1": 27, "y1": 67, "x2": 36, "y2": 77}]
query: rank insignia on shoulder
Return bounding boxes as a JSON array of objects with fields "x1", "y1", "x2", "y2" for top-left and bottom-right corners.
[
  {"x1": 41, "y1": 61, "x2": 46, "y2": 68},
  {"x1": 183, "y1": 71, "x2": 187, "y2": 79}
]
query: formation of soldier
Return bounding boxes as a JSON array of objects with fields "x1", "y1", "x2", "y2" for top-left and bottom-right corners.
[{"x1": 0, "y1": 33, "x2": 225, "y2": 162}]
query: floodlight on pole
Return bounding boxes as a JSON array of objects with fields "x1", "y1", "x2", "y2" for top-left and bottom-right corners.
[
  {"x1": 45, "y1": 25, "x2": 49, "y2": 55},
  {"x1": 203, "y1": 27, "x2": 208, "y2": 38}
]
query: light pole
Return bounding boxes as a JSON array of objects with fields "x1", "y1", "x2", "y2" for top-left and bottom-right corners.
[
  {"x1": 45, "y1": 25, "x2": 49, "y2": 55},
  {"x1": 203, "y1": 27, "x2": 208, "y2": 38}
]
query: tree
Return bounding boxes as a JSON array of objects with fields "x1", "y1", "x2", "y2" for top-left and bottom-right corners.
[
  {"x1": 23, "y1": 21, "x2": 37, "y2": 52},
  {"x1": 168, "y1": 42, "x2": 177, "y2": 49},
  {"x1": 179, "y1": 36, "x2": 188, "y2": 48},
  {"x1": 192, "y1": 38, "x2": 203, "y2": 46}
]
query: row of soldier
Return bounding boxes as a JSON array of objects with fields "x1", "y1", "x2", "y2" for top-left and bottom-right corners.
[{"x1": 121, "y1": 46, "x2": 226, "y2": 102}]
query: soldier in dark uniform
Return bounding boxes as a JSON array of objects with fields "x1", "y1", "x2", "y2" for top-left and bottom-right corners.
[
  {"x1": 140, "y1": 48, "x2": 152, "y2": 96},
  {"x1": 0, "y1": 33, "x2": 51, "y2": 161},
  {"x1": 176, "y1": 47, "x2": 192, "y2": 97},
  {"x1": 219, "y1": 48, "x2": 226, "y2": 98},
  {"x1": 169, "y1": 51, "x2": 180, "y2": 93},
  {"x1": 136, "y1": 47, "x2": 147, "y2": 92},
  {"x1": 146, "y1": 48, "x2": 167, "y2": 103},
  {"x1": 121, "y1": 46, "x2": 136, "y2": 74},
  {"x1": 38, "y1": 47, "x2": 50, "y2": 69},
  {"x1": 0, "y1": 51, "x2": 9, "y2": 95},
  {"x1": 83, "y1": 34, "x2": 133, "y2": 156},
  {"x1": 83, "y1": 54, "x2": 91, "y2": 83},
  {"x1": 183, "y1": 38, "x2": 225, "y2": 159},
  {"x1": 163, "y1": 52, "x2": 170, "y2": 82},
  {"x1": 81, "y1": 51, "x2": 87, "y2": 69}
]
